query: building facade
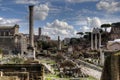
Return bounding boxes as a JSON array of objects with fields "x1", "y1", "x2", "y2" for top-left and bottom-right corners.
[
  {"x1": 0, "y1": 24, "x2": 27, "y2": 55},
  {"x1": 110, "y1": 22, "x2": 120, "y2": 40},
  {"x1": 107, "y1": 40, "x2": 120, "y2": 51}
]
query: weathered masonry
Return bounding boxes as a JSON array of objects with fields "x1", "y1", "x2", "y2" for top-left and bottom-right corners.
[
  {"x1": 0, "y1": 24, "x2": 19, "y2": 52},
  {"x1": 0, "y1": 24, "x2": 28, "y2": 55},
  {"x1": 0, "y1": 64, "x2": 44, "y2": 80}
]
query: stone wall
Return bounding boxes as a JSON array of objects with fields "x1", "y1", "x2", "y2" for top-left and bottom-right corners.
[
  {"x1": 0, "y1": 76, "x2": 20, "y2": 80},
  {"x1": 0, "y1": 37, "x2": 15, "y2": 54}
]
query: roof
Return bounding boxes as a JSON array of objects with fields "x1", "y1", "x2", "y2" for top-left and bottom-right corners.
[
  {"x1": 0, "y1": 26, "x2": 13, "y2": 29},
  {"x1": 112, "y1": 22, "x2": 120, "y2": 27},
  {"x1": 108, "y1": 41, "x2": 120, "y2": 46},
  {"x1": 92, "y1": 28, "x2": 100, "y2": 33},
  {"x1": 0, "y1": 24, "x2": 19, "y2": 29}
]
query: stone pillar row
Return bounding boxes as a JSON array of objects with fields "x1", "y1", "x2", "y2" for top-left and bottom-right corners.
[{"x1": 91, "y1": 33, "x2": 101, "y2": 50}]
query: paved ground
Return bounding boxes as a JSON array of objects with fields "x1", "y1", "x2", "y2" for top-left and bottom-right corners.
[{"x1": 80, "y1": 65, "x2": 101, "y2": 80}]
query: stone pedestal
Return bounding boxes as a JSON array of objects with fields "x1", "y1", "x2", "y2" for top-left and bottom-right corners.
[
  {"x1": 101, "y1": 53, "x2": 120, "y2": 80},
  {"x1": 100, "y1": 49, "x2": 104, "y2": 66}
]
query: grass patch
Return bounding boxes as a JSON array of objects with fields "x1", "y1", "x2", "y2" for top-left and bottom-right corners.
[{"x1": 39, "y1": 58, "x2": 56, "y2": 64}]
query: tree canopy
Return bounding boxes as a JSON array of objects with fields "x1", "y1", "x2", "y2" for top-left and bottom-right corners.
[{"x1": 101, "y1": 24, "x2": 111, "y2": 28}]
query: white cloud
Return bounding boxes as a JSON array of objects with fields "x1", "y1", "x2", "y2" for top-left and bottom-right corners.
[
  {"x1": 15, "y1": 0, "x2": 50, "y2": 20},
  {"x1": 42, "y1": 19, "x2": 77, "y2": 40},
  {"x1": 15, "y1": 0, "x2": 39, "y2": 5},
  {"x1": 81, "y1": 26, "x2": 90, "y2": 33},
  {"x1": 74, "y1": 20, "x2": 87, "y2": 26},
  {"x1": 78, "y1": 17, "x2": 101, "y2": 32},
  {"x1": 0, "y1": 17, "x2": 21, "y2": 26},
  {"x1": 34, "y1": 4, "x2": 49, "y2": 20},
  {"x1": 66, "y1": 0, "x2": 98, "y2": 3},
  {"x1": 87, "y1": 17, "x2": 101, "y2": 28},
  {"x1": 97, "y1": 1, "x2": 120, "y2": 13}
]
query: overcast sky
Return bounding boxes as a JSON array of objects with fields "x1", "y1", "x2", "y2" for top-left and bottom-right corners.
[{"x1": 0, "y1": 0, "x2": 120, "y2": 39}]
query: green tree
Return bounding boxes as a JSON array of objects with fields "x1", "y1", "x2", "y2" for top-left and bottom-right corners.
[
  {"x1": 37, "y1": 41, "x2": 58, "y2": 50},
  {"x1": 69, "y1": 38, "x2": 80, "y2": 45},
  {"x1": 77, "y1": 32, "x2": 84, "y2": 37},
  {"x1": 101, "y1": 24, "x2": 111, "y2": 32}
]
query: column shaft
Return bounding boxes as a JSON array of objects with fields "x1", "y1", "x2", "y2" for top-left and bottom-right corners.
[
  {"x1": 95, "y1": 33, "x2": 98, "y2": 50},
  {"x1": 91, "y1": 33, "x2": 94, "y2": 50}
]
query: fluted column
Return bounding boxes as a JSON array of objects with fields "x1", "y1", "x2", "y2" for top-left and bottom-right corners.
[
  {"x1": 58, "y1": 36, "x2": 61, "y2": 50},
  {"x1": 95, "y1": 33, "x2": 98, "y2": 50},
  {"x1": 91, "y1": 32, "x2": 94, "y2": 50},
  {"x1": 99, "y1": 33, "x2": 101, "y2": 49},
  {"x1": 100, "y1": 49, "x2": 104, "y2": 66},
  {"x1": 29, "y1": 5, "x2": 34, "y2": 47}
]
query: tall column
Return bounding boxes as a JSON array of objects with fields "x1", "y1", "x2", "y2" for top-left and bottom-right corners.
[
  {"x1": 29, "y1": 5, "x2": 34, "y2": 47},
  {"x1": 58, "y1": 36, "x2": 61, "y2": 50},
  {"x1": 3, "y1": 32, "x2": 5, "y2": 36},
  {"x1": 95, "y1": 33, "x2": 98, "y2": 50},
  {"x1": 91, "y1": 32, "x2": 94, "y2": 50},
  {"x1": 99, "y1": 33, "x2": 101, "y2": 49},
  {"x1": 0, "y1": 71, "x2": 3, "y2": 77},
  {"x1": 100, "y1": 48, "x2": 104, "y2": 66},
  {"x1": 38, "y1": 27, "x2": 41, "y2": 37},
  {"x1": 41, "y1": 65, "x2": 44, "y2": 80}
]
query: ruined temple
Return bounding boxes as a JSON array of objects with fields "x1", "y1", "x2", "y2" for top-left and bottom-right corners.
[{"x1": 110, "y1": 22, "x2": 120, "y2": 40}]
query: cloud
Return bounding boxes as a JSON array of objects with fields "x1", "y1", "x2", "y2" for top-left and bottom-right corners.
[
  {"x1": 0, "y1": 17, "x2": 21, "y2": 26},
  {"x1": 15, "y1": 1, "x2": 50, "y2": 20},
  {"x1": 15, "y1": 0, "x2": 39, "y2": 5},
  {"x1": 42, "y1": 19, "x2": 77, "y2": 39},
  {"x1": 0, "y1": 7, "x2": 13, "y2": 11},
  {"x1": 78, "y1": 17, "x2": 101, "y2": 32},
  {"x1": 81, "y1": 26, "x2": 90, "y2": 33},
  {"x1": 97, "y1": 1, "x2": 120, "y2": 13},
  {"x1": 66, "y1": 0, "x2": 98, "y2": 3},
  {"x1": 87, "y1": 17, "x2": 101, "y2": 28},
  {"x1": 34, "y1": 4, "x2": 49, "y2": 20}
]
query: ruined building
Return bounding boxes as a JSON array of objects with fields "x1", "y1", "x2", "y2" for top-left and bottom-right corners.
[
  {"x1": 0, "y1": 24, "x2": 27, "y2": 55},
  {"x1": 91, "y1": 28, "x2": 101, "y2": 50},
  {"x1": 29, "y1": 5, "x2": 34, "y2": 48},
  {"x1": 0, "y1": 64, "x2": 44, "y2": 80},
  {"x1": 110, "y1": 22, "x2": 120, "y2": 40},
  {"x1": 37, "y1": 27, "x2": 50, "y2": 42}
]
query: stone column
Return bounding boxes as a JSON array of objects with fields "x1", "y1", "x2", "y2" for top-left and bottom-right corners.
[
  {"x1": 20, "y1": 36, "x2": 24, "y2": 56},
  {"x1": 3, "y1": 32, "x2": 5, "y2": 36},
  {"x1": 111, "y1": 55, "x2": 119, "y2": 80},
  {"x1": 100, "y1": 54, "x2": 120, "y2": 80},
  {"x1": 95, "y1": 33, "x2": 98, "y2": 50},
  {"x1": 0, "y1": 71, "x2": 3, "y2": 77},
  {"x1": 29, "y1": 5, "x2": 34, "y2": 47},
  {"x1": 41, "y1": 65, "x2": 44, "y2": 80},
  {"x1": 58, "y1": 36, "x2": 61, "y2": 50},
  {"x1": 99, "y1": 33, "x2": 101, "y2": 49},
  {"x1": 38, "y1": 27, "x2": 41, "y2": 37},
  {"x1": 33, "y1": 47, "x2": 36, "y2": 59},
  {"x1": 91, "y1": 32, "x2": 94, "y2": 50},
  {"x1": 100, "y1": 49, "x2": 104, "y2": 66}
]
